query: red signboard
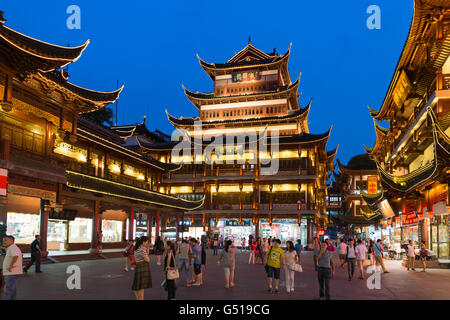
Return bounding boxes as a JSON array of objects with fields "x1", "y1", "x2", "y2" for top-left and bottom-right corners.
[
  {"x1": 402, "y1": 212, "x2": 419, "y2": 225},
  {"x1": 367, "y1": 176, "x2": 378, "y2": 194},
  {"x1": 0, "y1": 168, "x2": 7, "y2": 196}
]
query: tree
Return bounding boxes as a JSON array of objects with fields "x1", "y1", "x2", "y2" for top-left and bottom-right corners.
[{"x1": 82, "y1": 107, "x2": 114, "y2": 126}]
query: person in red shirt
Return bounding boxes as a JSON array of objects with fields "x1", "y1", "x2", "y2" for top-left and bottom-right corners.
[{"x1": 326, "y1": 239, "x2": 336, "y2": 253}]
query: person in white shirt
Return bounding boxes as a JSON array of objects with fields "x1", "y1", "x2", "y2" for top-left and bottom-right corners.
[
  {"x1": 355, "y1": 239, "x2": 368, "y2": 280},
  {"x1": 407, "y1": 240, "x2": 416, "y2": 271},
  {"x1": 346, "y1": 239, "x2": 356, "y2": 281},
  {"x1": 339, "y1": 239, "x2": 347, "y2": 268},
  {"x1": 1, "y1": 235, "x2": 23, "y2": 300}
]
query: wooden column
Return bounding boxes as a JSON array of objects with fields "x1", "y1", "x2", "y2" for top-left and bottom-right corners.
[
  {"x1": 0, "y1": 196, "x2": 7, "y2": 225},
  {"x1": 1, "y1": 124, "x2": 11, "y2": 161},
  {"x1": 129, "y1": 205, "x2": 135, "y2": 241},
  {"x1": 91, "y1": 200, "x2": 100, "y2": 249},
  {"x1": 307, "y1": 217, "x2": 313, "y2": 245},
  {"x1": 255, "y1": 218, "x2": 260, "y2": 239},
  {"x1": 39, "y1": 199, "x2": 49, "y2": 252},
  {"x1": 156, "y1": 210, "x2": 161, "y2": 238},
  {"x1": 147, "y1": 213, "x2": 152, "y2": 242}
]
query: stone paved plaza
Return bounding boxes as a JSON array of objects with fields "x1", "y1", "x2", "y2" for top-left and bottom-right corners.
[{"x1": 13, "y1": 251, "x2": 450, "y2": 300}]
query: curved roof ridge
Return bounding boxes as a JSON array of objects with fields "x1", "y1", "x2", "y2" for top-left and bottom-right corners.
[
  {"x1": 183, "y1": 76, "x2": 300, "y2": 109},
  {"x1": 0, "y1": 23, "x2": 89, "y2": 68}
]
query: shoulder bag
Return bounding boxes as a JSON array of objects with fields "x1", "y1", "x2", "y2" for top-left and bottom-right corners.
[
  {"x1": 167, "y1": 253, "x2": 180, "y2": 280},
  {"x1": 289, "y1": 263, "x2": 303, "y2": 272}
]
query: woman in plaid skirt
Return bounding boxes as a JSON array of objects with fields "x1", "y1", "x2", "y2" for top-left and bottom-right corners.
[{"x1": 132, "y1": 236, "x2": 152, "y2": 300}]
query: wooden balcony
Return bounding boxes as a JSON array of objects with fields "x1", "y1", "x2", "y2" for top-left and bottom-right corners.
[{"x1": 66, "y1": 161, "x2": 152, "y2": 191}]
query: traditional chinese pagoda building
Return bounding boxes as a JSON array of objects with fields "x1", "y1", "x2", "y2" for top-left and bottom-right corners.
[
  {"x1": 364, "y1": 0, "x2": 450, "y2": 258},
  {"x1": 0, "y1": 11, "x2": 203, "y2": 254},
  {"x1": 148, "y1": 41, "x2": 337, "y2": 245},
  {"x1": 332, "y1": 154, "x2": 383, "y2": 239}
]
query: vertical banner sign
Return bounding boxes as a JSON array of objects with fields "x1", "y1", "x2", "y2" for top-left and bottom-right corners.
[
  {"x1": 367, "y1": 176, "x2": 378, "y2": 194},
  {"x1": 0, "y1": 169, "x2": 7, "y2": 196}
]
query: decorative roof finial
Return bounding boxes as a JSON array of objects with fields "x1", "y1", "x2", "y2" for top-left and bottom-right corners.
[
  {"x1": 0, "y1": 11, "x2": 6, "y2": 24},
  {"x1": 248, "y1": 35, "x2": 251, "y2": 45},
  {"x1": 143, "y1": 115, "x2": 147, "y2": 124}
]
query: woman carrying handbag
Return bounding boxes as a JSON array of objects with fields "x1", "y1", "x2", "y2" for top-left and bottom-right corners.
[
  {"x1": 164, "y1": 241, "x2": 179, "y2": 300},
  {"x1": 285, "y1": 241, "x2": 302, "y2": 293}
]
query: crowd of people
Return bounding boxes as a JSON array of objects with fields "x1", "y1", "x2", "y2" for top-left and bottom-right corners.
[
  {"x1": 121, "y1": 235, "x2": 305, "y2": 300},
  {"x1": 0, "y1": 232, "x2": 432, "y2": 301}
]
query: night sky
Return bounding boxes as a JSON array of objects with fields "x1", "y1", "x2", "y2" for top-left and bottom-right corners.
[{"x1": 2, "y1": 0, "x2": 413, "y2": 164}]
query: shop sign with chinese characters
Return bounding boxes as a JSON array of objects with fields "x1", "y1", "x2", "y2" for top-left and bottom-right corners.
[
  {"x1": 367, "y1": 176, "x2": 378, "y2": 194},
  {"x1": 402, "y1": 212, "x2": 419, "y2": 225}
]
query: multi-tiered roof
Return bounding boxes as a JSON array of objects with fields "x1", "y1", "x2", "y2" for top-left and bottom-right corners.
[
  {"x1": 167, "y1": 40, "x2": 335, "y2": 153},
  {"x1": 0, "y1": 12, "x2": 123, "y2": 113},
  {"x1": 365, "y1": 0, "x2": 450, "y2": 198}
]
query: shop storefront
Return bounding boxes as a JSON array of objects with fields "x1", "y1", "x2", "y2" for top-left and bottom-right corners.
[
  {"x1": 166, "y1": 218, "x2": 204, "y2": 241},
  {"x1": 429, "y1": 189, "x2": 449, "y2": 259},
  {"x1": 362, "y1": 225, "x2": 382, "y2": 242},
  {"x1": 259, "y1": 219, "x2": 306, "y2": 247},
  {"x1": 430, "y1": 216, "x2": 449, "y2": 259},
  {"x1": 402, "y1": 225, "x2": 419, "y2": 245},
  {"x1": 7, "y1": 211, "x2": 40, "y2": 244},
  {"x1": 217, "y1": 219, "x2": 254, "y2": 247},
  {"x1": 100, "y1": 210, "x2": 126, "y2": 248},
  {"x1": 5, "y1": 188, "x2": 54, "y2": 252},
  {"x1": 135, "y1": 219, "x2": 148, "y2": 238},
  {"x1": 102, "y1": 219, "x2": 123, "y2": 243},
  {"x1": 69, "y1": 218, "x2": 93, "y2": 244}
]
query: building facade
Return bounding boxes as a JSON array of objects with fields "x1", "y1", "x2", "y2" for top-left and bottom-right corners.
[
  {"x1": 0, "y1": 12, "x2": 203, "y2": 253},
  {"x1": 364, "y1": 0, "x2": 450, "y2": 258},
  {"x1": 140, "y1": 41, "x2": 337, "y2": 246}
]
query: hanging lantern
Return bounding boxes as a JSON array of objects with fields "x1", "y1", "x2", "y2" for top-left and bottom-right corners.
[{"x1": 191, "y1": 215, "x2": 195, "y2": 224}]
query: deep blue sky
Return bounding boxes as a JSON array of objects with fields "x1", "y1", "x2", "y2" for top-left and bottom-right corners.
[{"x1": 2, "y1": 0, "x2": 413, "y2": 164}]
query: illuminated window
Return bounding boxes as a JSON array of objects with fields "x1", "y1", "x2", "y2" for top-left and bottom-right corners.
[
  {"x1": 69, "y1": 218, "x2": 93, "y2": 243},
  {"x1": 7, "y1": 213, "x2": 40, "y2": 244},
  {"x1": 102, "y1": 220, "x2": 123, "y2": 243}
]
